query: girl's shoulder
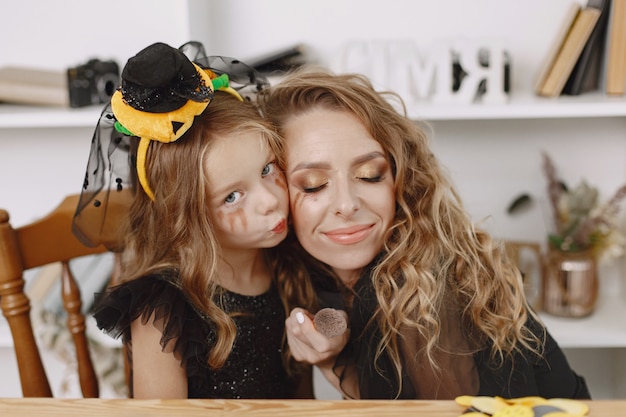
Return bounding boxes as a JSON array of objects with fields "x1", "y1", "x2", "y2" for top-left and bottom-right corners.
[{"x1": 92, "y1": 270, "x2": 201, "y2": 341}]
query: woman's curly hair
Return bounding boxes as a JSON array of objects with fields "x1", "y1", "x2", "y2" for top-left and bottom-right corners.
[{"x1": 259, "y1": 67, "x2": 543, "y2": 391}]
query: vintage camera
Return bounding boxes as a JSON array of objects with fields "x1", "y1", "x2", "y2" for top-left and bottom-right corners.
[{"x1": 67, "y1": 59, "x2": 120, "y2": 108}]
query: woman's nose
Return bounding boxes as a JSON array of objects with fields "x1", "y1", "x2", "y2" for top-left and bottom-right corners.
[{"x1": 333, "y1": 179, "x2": 360, "y2": 217}]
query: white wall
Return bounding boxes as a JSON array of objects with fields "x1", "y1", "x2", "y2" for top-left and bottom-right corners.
[
  {"x1": 0, "y1": 0, "x2": 196, "y2": 227},
  {"x1": 0, "y1": 0, "x2": 192, "y2": 71}
]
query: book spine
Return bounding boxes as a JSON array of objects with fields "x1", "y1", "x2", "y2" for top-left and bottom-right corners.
[
  {"x1": 563, "y1": 0, "x2": 611, "y2": 95},
  {"x1": 538, "y1": 9, "x2": 602, "y2": 97},
  {"x1": 606, "y1": 0, "x2": 626, "y2": 95}
]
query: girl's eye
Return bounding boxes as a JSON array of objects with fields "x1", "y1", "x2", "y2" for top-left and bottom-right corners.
[
  {"x1": 225, "y1": 190, "x2": 243, "y2": 205},
  {"x1": 262, "y1": 161, "x2": 276, "y2": 177}
]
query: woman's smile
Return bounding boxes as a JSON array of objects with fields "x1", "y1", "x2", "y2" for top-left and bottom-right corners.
[{"x1": 323, "y1": 224, "x2": 375, "y2": 245}]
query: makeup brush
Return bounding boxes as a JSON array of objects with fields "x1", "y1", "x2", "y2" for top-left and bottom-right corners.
[{"x1": 313, "y1": 308, "x2": 347, "y2": 338}]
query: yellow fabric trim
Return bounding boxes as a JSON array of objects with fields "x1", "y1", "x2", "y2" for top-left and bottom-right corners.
[
  {"x1": 221, "y1": 86, "x2": 243, "y2": 101},
  {"x1": 136, "y1": 137, "x2": 154, "y2": 200}
]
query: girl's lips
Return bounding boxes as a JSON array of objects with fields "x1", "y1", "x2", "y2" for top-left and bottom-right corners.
[
  {"x1": 324, "y1": 224, "x2": 374, "y2": 244},
  {"x1": 272, "y1": 219, "x2": 286, "y2": 234}
]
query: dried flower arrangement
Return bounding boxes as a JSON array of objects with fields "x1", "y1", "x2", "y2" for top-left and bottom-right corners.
[{"x1": 508, "y1": 152, "x2": 626, "y2": 262}]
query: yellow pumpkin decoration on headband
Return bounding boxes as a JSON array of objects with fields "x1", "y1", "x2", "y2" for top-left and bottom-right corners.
[
  {"x1": 111, "y1": 63, "x2": 212, "y2": 144},
  {"x1": 71, "y1": 41, "x2": 264, "y2": 249},
  {"x1": 110, "y1": 42, "x2": 243, "y2": 200}
]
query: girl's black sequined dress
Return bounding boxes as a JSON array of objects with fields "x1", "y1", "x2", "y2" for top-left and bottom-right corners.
[{"x1": 93, "y1": 272, "x2": 295, "y2": 398}]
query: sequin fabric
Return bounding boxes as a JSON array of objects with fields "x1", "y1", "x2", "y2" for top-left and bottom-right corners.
[{"x1": 93, "y1": 272, "x2": 296, "y2": 398}]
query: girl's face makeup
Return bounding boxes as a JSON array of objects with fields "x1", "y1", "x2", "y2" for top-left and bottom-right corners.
[
  {"x1": 207, "y1": 131, "x2": 288, "y2": 253},
  {"x1": 283, "y1": 108, "x2": 395, "y2": 286}
]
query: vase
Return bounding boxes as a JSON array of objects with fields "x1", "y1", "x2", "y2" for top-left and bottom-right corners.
[{"x1": 542, "y1": 249, "x2": 599, "y2": 318}]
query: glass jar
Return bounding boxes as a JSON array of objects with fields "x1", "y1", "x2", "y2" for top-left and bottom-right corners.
[{"x1": 542, "y1": 249, "x2": 598, "y2": 317}]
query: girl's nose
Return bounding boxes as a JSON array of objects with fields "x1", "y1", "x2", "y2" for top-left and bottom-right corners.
[{"x1": 257, "y1": 182, "x2": 281, "y2": 214}]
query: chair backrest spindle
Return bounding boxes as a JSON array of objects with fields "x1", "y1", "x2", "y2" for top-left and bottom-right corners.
[{"x1": 0, "y1": 195, "x2": 114, "y2": 397}]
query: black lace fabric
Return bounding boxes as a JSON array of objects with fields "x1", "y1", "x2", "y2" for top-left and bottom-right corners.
[
  {"x1": 72, "y1": 103, "x2": 136, "y2": 250},
  {"x1": 92, "y1": 272, "x2": 297, "y2": 398}
]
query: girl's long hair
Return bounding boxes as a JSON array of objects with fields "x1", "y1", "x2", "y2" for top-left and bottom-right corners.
[{"x1": 120, "y1": 91, "x2": 311, "y2": 371}]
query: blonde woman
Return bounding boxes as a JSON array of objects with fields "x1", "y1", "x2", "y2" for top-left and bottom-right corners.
[{"x1": 260, "y1": 68, "x2": 590, "y2": 400}]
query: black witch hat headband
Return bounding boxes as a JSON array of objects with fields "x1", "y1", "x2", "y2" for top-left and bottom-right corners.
[{"x1": 72, "y1": 41, "x2": 269, "y2": 248}]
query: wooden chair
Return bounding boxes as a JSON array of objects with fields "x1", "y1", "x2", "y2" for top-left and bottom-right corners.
[{"x1": 0, "y1": 195, "x2": 111, "y2": 397}]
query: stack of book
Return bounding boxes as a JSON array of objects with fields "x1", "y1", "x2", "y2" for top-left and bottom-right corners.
[
  {"x1": 535, "y1": 0, "x2": 626, "y2": 97},
  {"x1": 0, "y1": 66, "x2": 69, "y2": 107}
]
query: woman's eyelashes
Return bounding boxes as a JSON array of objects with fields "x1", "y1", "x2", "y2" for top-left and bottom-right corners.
[
  {"x1": 355, "y1": 162, "x2": 386, "y2": 183},
  {"x1": 298, "y1": 172, "x2": 328, "y2": 194},
  {"x1": 293, "y1": 164, "x2": 387, "y2": 194},
  {"x1": 358, "y1": 173, "x2": 384, "y2": 183}
]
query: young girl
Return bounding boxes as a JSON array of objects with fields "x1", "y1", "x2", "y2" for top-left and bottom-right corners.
[{"x1": 73, "y1": 42, "x2": 314, "y2": 399}]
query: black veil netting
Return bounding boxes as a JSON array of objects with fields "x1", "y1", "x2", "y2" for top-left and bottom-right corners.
[
  {"x1": 179, "y1": 41, "x2": 270, "y2": 101},
  {"x1": 72, "y1": 103, "x2": 136, "y2": 250},
  {"x1": 72, "y1": 41, "x2": 269, "y2": 250}
]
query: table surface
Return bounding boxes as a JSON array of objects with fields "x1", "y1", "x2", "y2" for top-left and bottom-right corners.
[{"x1": 0, "y1": 399, "x2": 623, "y2": 417}]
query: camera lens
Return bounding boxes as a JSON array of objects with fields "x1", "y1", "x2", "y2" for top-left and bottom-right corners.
[{"x1": 96, "y1": 73, "x2": 120, "y2": 102}]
